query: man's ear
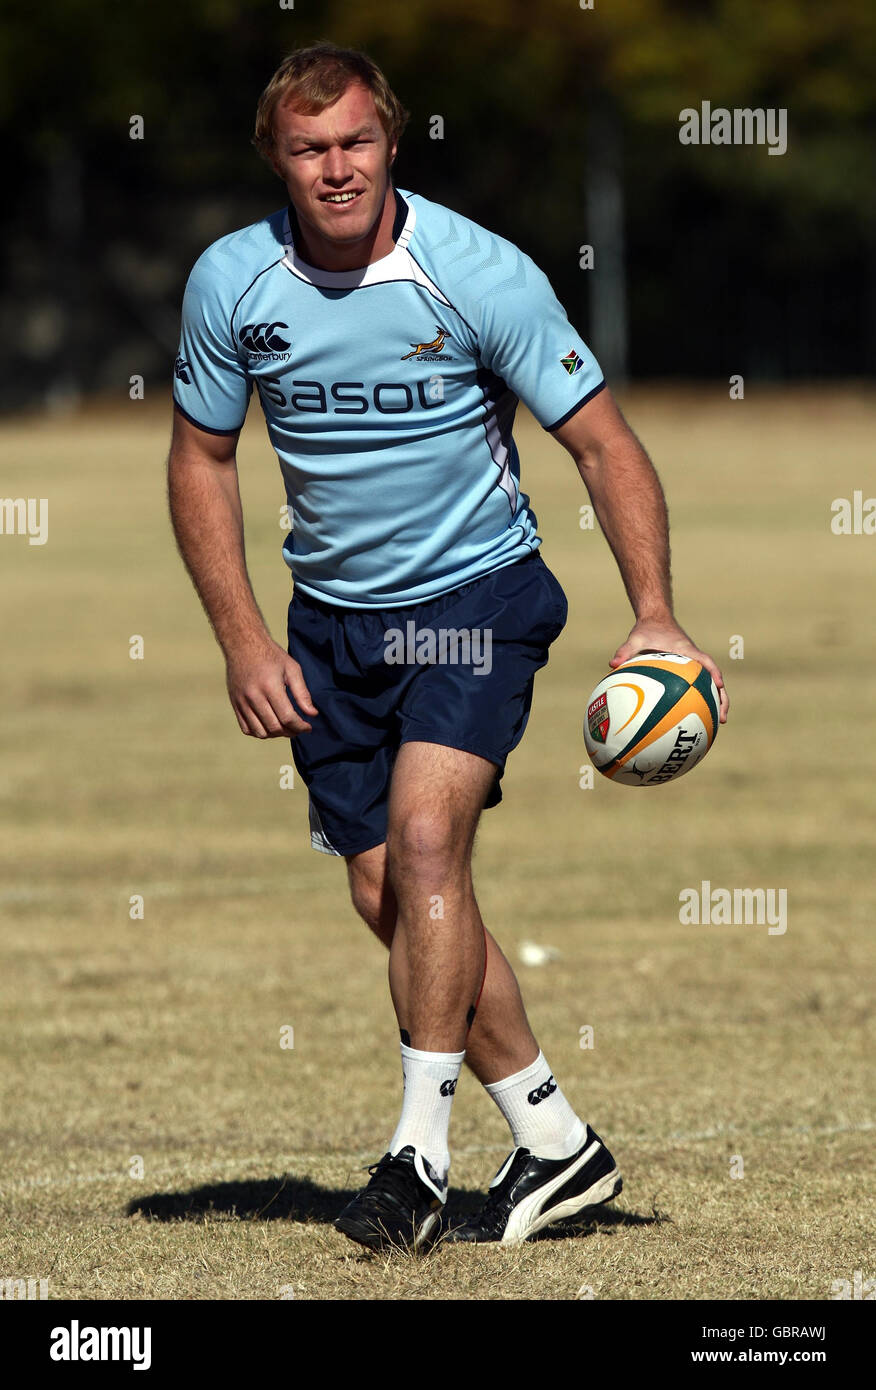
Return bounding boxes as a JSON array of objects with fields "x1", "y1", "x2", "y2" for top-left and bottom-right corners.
[{"x1": 388, "y1": 140, "x2": 398, "y2": 168}]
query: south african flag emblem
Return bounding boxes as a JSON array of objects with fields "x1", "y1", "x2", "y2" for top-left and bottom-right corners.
[{"x1": 561, "y1": 348, "x2": 584, "y2": 375}]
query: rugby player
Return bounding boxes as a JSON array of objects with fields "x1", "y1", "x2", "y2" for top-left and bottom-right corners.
[{"x1": 168, "y1": 42, "x2": 728, "y2": 1250}]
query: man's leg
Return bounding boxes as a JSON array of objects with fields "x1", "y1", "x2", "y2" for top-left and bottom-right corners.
[
  {"x1": 346, "y1": 840, "x2": 540, "y2": 1085},
  {"x1": 384, "y1": 741, "x2": 502, "y2": 1054},
  {"x1": 344, "y1": 780, "x2": 622, "y2": 1246},
  {"x1": 333, "y1": 741, "x2": 496, "y2": 1250},
  {"x1": 347, "y1": 750, "x2": 587, "y2": 1141},
  {"x1": 376, "y1": 742, "x2": 493, "y2": 1186}
]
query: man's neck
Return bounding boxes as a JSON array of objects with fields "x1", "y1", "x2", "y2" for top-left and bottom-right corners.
[{"x1": 289, "y1": 184, "x2": 404, "y2": 272}]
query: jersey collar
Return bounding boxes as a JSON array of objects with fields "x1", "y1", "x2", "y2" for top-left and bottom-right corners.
[{"x1": 281, "y1": 188, "x2": 416, "y2": 288}]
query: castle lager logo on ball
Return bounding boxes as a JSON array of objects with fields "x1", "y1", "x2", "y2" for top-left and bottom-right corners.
[
  {"x1": 587, "y1": 692, "x2": 610, "y2": 744},
  {"x1": 583, "y1": 652, "x2": 719, "y2": 787}
]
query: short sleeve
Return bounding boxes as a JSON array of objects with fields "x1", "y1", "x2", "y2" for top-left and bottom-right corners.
[
  {"x1": 478, "y1": 255, "x2": 604, "y2": 431},
  {"x1": 173, "y1": 252, "x2": 252, "y2": 434}
]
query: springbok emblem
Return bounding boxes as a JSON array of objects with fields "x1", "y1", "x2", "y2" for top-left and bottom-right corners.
[{"x1": 401, "y1": 326, "x2": 448, "y2": 359}]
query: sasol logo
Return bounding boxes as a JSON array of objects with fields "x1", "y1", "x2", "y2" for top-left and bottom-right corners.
[
  {"x1": 527, "y1": 1076, "x2": 557, "y2": 1106},
  {"x1": 258, "y1": 379, "x2": 444, "y2": 415},
  {"x1": 238, "y1": 322, "x2": 291, "y2": 359}
]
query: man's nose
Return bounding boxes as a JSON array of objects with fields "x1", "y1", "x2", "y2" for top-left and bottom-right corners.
[{"x1": 322, "y1": 146, "x2": 353, "y2": 183}]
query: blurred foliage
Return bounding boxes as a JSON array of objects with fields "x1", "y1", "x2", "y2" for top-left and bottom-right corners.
[{"x1": 1, "y1": 0, "x2": 874, "y2": 399}]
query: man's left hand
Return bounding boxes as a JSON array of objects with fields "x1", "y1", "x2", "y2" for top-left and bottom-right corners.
[{"x1": 609, "y1": 619, "x2": 729, "y2": 724}]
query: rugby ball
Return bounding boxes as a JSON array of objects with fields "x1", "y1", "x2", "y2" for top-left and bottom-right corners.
[{"x1": 584, "y1": 651, "x2": 719, "y2": 786}]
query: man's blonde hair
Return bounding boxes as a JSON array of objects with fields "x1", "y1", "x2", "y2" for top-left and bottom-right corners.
[{"x1": 253, "y1": 42, "x2": 409, "y2": 165}]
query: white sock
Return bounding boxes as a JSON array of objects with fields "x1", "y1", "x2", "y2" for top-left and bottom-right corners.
[
  {"x1": 485, "y1": 1051, "x2": 588, "y2": 1160},
  {"x1": 388, "y1": 1043, "x2": 465, "y2": 1185}
]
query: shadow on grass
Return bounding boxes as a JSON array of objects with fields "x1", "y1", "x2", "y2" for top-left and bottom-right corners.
[
  {"x1": 525, "y1": 1202, "x2": 667, "y2": 1242},
  {"x1": 127, "y1": 1174, "x2": 358, "y2": 1224},
  {"x1": 127, "y1": 1174, "x2": 663, "y2": 1243}
]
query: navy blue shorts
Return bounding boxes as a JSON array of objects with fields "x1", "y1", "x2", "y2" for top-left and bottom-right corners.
[{"x1": 285, "y1": 551, "x2": 568, "y2": 857}]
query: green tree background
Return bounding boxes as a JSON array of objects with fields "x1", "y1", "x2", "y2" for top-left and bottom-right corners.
[{"x1": 1, "y1": 0, "x2": 873, "y2": 405}]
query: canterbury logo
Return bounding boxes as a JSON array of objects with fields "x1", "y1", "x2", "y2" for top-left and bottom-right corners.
[
  {"x1": 527, "y1": 1076, "x2": 557, "y2": 1106},
  {"x1": 174, "y1": 355, "x2": 191, "y2": 384},
  {"x1": 238, "y1": 322, "x2": 291, "y2": 353},
  {"x1": 439, "y1": 1079, "x2": 457, "y2": 1097},
  {"x1": 401, "y1": 326, "x2": 448, "y2": 359}
]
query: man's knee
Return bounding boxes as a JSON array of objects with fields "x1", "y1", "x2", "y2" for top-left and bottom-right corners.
[
  {"x1": 385, "y1": 809, "x2": 469, "y2": 884},
  {"x1": 346, "y1": 850, "x2": 396, "y2": 945}
]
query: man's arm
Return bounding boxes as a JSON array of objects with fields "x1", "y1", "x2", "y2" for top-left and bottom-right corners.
[
  {"x1": 551, "y1": 386, "x2": 729, "y2": 722},
  {"x1": 167, "y1": 407, "x2": 318, "y2": 738}
]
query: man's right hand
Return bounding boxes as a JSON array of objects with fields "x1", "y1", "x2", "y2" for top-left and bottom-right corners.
[
  {"x1": 167, "y1": 411, "x2": 317, "y2": 739},
  {"x1": 225, "y1": 637, "x2": 319, "y2": 738}
]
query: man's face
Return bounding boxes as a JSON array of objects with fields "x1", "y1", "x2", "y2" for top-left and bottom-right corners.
[{"x1": 271, "y1": 81, "x2": 397, "y2": 268}]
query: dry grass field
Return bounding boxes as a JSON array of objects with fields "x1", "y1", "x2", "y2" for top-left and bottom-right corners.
[{"x1": 1, "y1": 387, "x2": 874, "y2": 1300}]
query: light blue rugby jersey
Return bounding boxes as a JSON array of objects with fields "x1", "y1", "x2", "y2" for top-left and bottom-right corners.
[{"x1": 174, "y1": 187, "x2": 604, "y2": 608}]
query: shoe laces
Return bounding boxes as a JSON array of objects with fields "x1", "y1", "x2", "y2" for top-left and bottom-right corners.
[
  {"x1": 366, "y1": 1153, "x2": 396, "y2": 1182},
  {"x1": 362, "y1": 1152, "x2": 416, "y2": 1205},
  {"x1": 475, "y1": 1151, "x2": 529, "y2": 1232}
]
